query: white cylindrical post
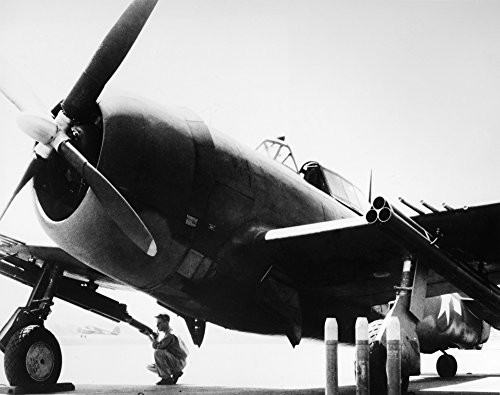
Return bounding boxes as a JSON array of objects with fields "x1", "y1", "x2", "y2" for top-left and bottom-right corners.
[
  {"x1": 355, "y1": 317, "x2": 369, "y2": 395},
  {"x1": 386, "y1": 317, "x2": 401, "y2": 395},
  {"x1": 325, "y1": 318, "x2": 339, "y2": 395}
]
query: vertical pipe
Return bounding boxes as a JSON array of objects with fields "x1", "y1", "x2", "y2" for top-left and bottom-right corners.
[
  {"x1": 325, "y1": 318, "x2": 339, "y2": 395},
  {"x1": 355, "y1": 317, "x2": 370, "y2": 395},
  {"x1": 386, "y1": 317, "x2": 401, "y2": 395}
]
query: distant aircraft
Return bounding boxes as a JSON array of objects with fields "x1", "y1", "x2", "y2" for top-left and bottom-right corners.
[
  {"x1": 0, "y1": 0, "x2": 499, "y2": 392},
  {"x1": 77, "y1": 325, "x2": 120, "y2": 338}
]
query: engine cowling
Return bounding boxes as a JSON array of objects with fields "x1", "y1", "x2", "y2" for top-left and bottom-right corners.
[{"x1": 33, "y1": 96, "x2": 198, "y2": 290}]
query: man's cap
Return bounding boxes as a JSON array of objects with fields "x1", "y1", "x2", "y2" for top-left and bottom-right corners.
[{"x1": 155, "y1": 313, "x2": 170, "y2": 322}]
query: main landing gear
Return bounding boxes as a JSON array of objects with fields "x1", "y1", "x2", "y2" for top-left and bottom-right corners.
[
  {"x1": 0, "y1": 260, "x2": 156, "y2": 392},
  {"x1": 368, "y1": 256, "x2": 427, "y2": 394},
  {"x1": 0, "y1": 263, "x2": 65, "y2": 391}
]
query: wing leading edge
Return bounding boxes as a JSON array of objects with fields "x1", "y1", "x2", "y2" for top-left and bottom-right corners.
[
  {"x1": 261, "y1": 201, "x2": 500, "y2": 309},
  {"x1": 0, "y1": 233, "x2": 129, "y2": 290}
]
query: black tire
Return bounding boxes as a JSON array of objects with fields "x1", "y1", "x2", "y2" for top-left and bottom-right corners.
[
  {"x1": 368, "y1": 320, "x2": 387, "y2": 393},
  {"x1": 368, "y1": 319, "x2": 411, "y2": 393},
  {"x1": 368, "y1": 319, "x2": 384, "y2": 344},
  {"x1": 369, "y1": 340, "x2": 387, "y2": 393},
  {"x1": 4, "y1": 325, "x2": 62, "y2": 390},
  {"x1": 401, "y1": 375, "x2": 410, "y2": 393},
  {"x1": 436, "y1": 353, "x2": 457, "y2": 378}
]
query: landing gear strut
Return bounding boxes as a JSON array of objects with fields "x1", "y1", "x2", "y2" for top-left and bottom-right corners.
[
  {"x1": 0, "y1": 262, "x2": 64, "y2": 391},
  {"x1": 369, "y1": 256, "x2": 427, "y2": 393},
  {"x1": 0, "y1": 259, "x2": 157, "y2": 392}
]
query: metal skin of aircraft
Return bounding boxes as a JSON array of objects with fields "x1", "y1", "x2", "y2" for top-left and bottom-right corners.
[{"x1": 0, "y1": 0, "x2": 499, "y2": 392}]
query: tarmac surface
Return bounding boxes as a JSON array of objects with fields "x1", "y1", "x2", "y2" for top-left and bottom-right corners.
[
  {"x1": 2, "y1": 375, "x2": 500, "y2": 395},
  {"x1": 2, "y1": 328, "x2": 500, "y2": 394}
]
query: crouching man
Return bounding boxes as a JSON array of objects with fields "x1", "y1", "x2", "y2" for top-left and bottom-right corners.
[{"x1": 146, "y1": 313, "x2": 188, "y2": 385}]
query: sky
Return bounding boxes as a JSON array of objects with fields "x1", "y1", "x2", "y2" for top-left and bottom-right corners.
[{"x1": 1, "y1": 0, "x2": 500, "y2": 385}]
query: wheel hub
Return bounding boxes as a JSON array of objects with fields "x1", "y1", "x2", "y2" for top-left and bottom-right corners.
[{"x1": 25, "y1": 341, "x2": 55, "y2": 382}]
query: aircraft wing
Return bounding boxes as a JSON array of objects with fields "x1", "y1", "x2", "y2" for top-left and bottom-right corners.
[
  {"x1": 262, "y1": 201, "x2": 500, "y2": 309},
  {"x1": 0, "y1": 233, "x2": 130, "y2": 290}
]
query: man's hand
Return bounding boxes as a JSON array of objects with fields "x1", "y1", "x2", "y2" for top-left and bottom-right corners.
[{"x1": 149, "y1": 332, "x2": 159, "y2": 346}]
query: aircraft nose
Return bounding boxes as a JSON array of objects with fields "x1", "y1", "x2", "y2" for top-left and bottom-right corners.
[{"x1": 33, "y1": 96, "x2": 212, "y2": 289}]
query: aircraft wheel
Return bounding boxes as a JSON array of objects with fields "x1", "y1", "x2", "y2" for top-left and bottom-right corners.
[
  {"x1": 436, "y1": 353, "x2": 457, "y2": 378},
  {"x1": 368, "y1": 319, "x2": 384, "y2": 344},
  {"x1": 368, "y1": 319, "x2": 410, "y2": 392},
  {"x1": 4, "y1": 325, "x2": 62, "y2": 390},
  {"x1": 368, "y1": 320, "x2": 387, "y2": 393},
  {"x1": 401, "y1": 375, "x2": 410, "y2": 392}
]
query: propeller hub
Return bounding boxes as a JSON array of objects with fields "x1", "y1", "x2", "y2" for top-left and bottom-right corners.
[{"x1": 17, "y1": 111, "x2": 73, "y2": 153}]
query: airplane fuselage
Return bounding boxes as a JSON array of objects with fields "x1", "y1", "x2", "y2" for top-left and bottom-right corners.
[{"x1": 33, "y1": 96, "x2": 359, "y2": 340}]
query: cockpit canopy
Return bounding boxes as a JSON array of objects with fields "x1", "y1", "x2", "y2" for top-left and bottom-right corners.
[
  {"x1": 256, "y1": 138, "x2": 369, "y2": 214},
  {"x1": 255, "y1": 137, "x2": 299, "y2": 173},
  {"x1": 300, "y1": 161, "x2": 369, "y2": 215}
]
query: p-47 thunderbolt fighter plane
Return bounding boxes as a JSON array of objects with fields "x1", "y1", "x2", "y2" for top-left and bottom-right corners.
[{"x1": 0, "y1": 0, "x2": 499, "y2": 392}]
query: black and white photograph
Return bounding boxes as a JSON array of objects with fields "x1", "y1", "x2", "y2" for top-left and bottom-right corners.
[{"x1": 1, "y1": 1, "x2": 500, "y2": 393}]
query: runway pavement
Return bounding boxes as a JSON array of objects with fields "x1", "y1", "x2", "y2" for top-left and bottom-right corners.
[
  {"x1": 1, "y1": 330, "x2": 499, "y2": 394},
  {"x1": 2, "y1": 375, "x2": 500, "y2": 395}
]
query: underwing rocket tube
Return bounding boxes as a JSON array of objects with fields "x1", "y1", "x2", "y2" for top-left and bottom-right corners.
[{"x1": 367, "y1": 197, "x2": 500, "y2": 318}]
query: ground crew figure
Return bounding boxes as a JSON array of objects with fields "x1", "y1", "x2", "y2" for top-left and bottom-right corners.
[{"x1": 146, "y1": 313, "x2": 188, "y2": 385}]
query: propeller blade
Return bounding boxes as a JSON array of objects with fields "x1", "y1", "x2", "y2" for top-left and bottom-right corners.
[
  {"x1": 1, "y1": 1, "x2": 159, "y2": 255},
  {"x1": 0, "y1": 57, "x2": 46, "y2": 113},
  {"x1": 58, "y1": 141, "x2": 157, "y2": 256},
  {"x1": 17, "y1": 112, "x2": 58, "y2": 145},
  {"x1": 61, "y1": 0, "x2": 159, "y2": 120},
  {"x1": 0, "y1": 61, "x2": 51, "y2": 222},
  {"x1": 0, "y1": 156, "x2": 44, "y2": 221}
]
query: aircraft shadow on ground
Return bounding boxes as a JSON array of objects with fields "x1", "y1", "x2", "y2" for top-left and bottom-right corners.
[{"x1": 409, "y1": 374, "x2": 500, "y2": 391}]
